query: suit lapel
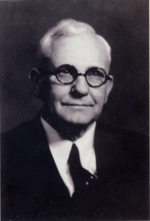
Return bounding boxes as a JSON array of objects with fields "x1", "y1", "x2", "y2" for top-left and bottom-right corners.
[{"x1": 30, "y1": 114, "x2": 70, "y2": 199}]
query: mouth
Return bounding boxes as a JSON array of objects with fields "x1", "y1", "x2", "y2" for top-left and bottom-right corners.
[{"x1": 62, "y1": 103, "x2": 94, "y2": 107}]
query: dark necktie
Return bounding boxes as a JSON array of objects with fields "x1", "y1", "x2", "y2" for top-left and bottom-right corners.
[{"x1": 68, "y1": 143, "x2": 98, "y2": 194}]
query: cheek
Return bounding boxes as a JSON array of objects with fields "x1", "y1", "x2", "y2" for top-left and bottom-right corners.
[
  {"x1": 48, "y1": 80, "x2": 70, "y2": 106},
  {"x1": 91, "y1": 88, "x2": 107, "y2": 118},
  {"x1": 91, "y1": 86, "x2": 106, "y2": 107}
]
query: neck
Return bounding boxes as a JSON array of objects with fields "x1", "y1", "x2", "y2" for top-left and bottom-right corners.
[{"x1": 41, "y1": 110, "x2": 94, "y2": 141}]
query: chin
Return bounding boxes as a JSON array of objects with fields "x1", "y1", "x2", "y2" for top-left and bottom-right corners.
[
  {"x1": 60, "y1": 114, "x2": 96, "y2": 126},
  {"x1": 53, "y1": 107, "x2": 100, "y2": 126}
]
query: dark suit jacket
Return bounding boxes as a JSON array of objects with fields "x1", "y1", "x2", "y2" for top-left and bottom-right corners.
[{"x1": 1, "y1": 113, "x2": 149, "y2": 220}]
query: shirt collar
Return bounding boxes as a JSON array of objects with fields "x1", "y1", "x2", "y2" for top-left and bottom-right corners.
[{"x1": 41, "y1": 117, "x2": 96, "y2": 169}]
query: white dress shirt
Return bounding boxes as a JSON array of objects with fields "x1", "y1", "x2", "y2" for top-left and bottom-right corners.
[{"x1": 41, "y1": 117, "x2": 97, "y2": 197}]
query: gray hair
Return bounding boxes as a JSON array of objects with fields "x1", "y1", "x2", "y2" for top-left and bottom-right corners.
[{"x1": 37, "y1": 19, "x2": 111, "y2": 73}]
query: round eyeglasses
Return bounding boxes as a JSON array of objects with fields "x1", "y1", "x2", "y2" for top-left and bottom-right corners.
[{"x1": 48, "y1": 64, "x2": 111, "y2": 88}]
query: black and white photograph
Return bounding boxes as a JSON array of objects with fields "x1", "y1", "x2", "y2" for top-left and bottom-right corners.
[{"x1": 1, "y1": 0, "x2": 149, "y2": 220}]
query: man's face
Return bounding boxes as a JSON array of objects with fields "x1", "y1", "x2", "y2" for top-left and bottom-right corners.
[{"x1": 44, "y1": 34, "x2": 113, "y2": 126}]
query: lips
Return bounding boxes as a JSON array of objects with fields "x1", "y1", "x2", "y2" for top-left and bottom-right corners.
[{"x1": 62, "y1": 103, "x2": 94, "y2": 106}]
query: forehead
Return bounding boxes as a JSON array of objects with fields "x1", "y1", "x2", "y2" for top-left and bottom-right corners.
[{"x1": 50, "y1": 34, "x2": 110, "y2": 73}]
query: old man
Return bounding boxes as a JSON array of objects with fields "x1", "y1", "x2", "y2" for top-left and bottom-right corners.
[{"x1": 1, "y1": 19, "x2": 149, "y2": 220}]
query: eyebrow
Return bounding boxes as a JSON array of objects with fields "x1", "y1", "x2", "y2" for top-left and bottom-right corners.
[{"x1": 57, "y1": 64, "x2": 104, "y2": 72}]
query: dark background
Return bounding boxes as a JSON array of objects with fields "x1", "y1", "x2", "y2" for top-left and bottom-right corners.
[{"x1": 0, "y1": 0, "x2": 149, "y2": 135}]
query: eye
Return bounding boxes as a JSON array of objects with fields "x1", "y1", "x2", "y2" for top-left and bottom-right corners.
[
  {"x1": 92, "y1": 71, "x2": 99, "y2": 76},
  {"x1": 87, "y1": 70, "x2": 103, "y2": 77},
  {"x1": 58, "y1": 68, "x2": 70, "y2": 74},
  {"x1": 55, "y1": 65, "x2": 77, "y2": 78}
]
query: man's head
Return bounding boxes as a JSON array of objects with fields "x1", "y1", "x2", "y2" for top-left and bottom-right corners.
[{"x1": 30, "y1": 19, "x2": 113, "y2": 127}]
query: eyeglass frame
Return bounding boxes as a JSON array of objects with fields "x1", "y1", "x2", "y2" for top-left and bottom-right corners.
[{"x1": 41, "y1": 64, "x2": 112, "y2": 88}]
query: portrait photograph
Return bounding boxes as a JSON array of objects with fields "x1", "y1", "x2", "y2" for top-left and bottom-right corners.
[{"x1": 1, "y1": 0, "x2": 149, "y2": 220}]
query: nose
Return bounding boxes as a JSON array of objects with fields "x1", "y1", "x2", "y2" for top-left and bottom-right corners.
[{"x1": 71, "y1": 75, "x2": 89, "y2": 97}]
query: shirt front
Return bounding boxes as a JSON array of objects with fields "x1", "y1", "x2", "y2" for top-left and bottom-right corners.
[{"x1": 41, "y1": 117, "x2": 97, "y2": 197}]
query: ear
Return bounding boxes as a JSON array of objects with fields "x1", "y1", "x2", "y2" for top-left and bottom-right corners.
[
  {"x1": 104, "y1": 75, "x2": 113, "y2": 103},
  {"x1": 29, "y1": 68, "x2": 43, "y2": 98}
]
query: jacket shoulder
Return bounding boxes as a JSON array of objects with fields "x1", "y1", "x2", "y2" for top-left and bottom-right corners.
[
  {"x1": 1, "y1": 115, "x2": 47, "y2": 169},
  {"x1": 96, "y1": 121, "x2": 148, "y2": 150},
  {"x1": 95, "y1": 122, "x2": 149, "y2": 170}
]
